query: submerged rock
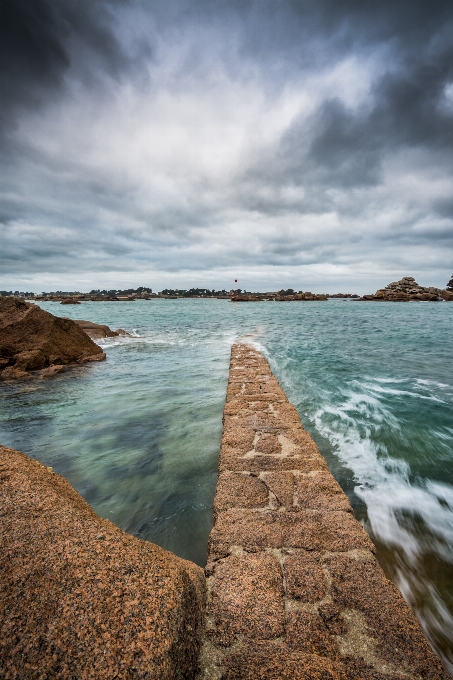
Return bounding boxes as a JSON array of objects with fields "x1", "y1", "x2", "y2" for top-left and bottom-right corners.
[
  {"x1": 0, "y1": 366, "x2": 33, "y2": 380},
  {"x1": 40, "y1": 364, "x2": 66, "y2": 378},
  {"x1": 72, "y1": 319, "x2": 132, "y2": 340},
  {"x1": 0, "y1": 445, "x2": 206, "y2": 679},
  {"x1": 0, "y1": 297, "x2": 105, "y2": 379}
]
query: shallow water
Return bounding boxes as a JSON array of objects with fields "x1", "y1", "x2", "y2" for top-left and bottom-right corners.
[{"x1": 1, "y1": 299, "x2": 452, "y2": 670}]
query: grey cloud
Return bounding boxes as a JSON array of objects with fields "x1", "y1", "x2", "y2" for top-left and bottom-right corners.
[
  {"x1": 1, "y1": 0, "x2": 453, "y2": 291},
  {"x1": 237, "y1": 39, "x2": 453, "y2": 221},
  {"x1": 434, "y1": 197, "x2": 453, "y2": 219},
  {"x1": 279, "y1": 42, "x2": 453, "y2": 194},
  {"x1": 287, "y1": 101, "x2": 383, "y2": 190},
  {"x1": 0, "y1": 0, "x2": 131, "y2": 137},
  {"x1": 1, "y1": 0, "x2": 69, "y2": 101}
]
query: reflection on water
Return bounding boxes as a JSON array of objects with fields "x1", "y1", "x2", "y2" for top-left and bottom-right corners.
[{"x1": 0, "y1": 299, "x2": 452, "y2": 670}]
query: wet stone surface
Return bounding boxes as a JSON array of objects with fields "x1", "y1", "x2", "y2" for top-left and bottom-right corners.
[{"x1": 197, "y1": 343, "x2": 451, "y2": 679}]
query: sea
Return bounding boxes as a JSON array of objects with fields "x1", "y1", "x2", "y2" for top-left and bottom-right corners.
[{"x1": 1, "y1": 298, "x2": 452, "y2": 670}]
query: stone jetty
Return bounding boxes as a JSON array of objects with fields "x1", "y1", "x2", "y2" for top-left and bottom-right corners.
[{"x1": 197, "y1": 343, "x2": 449, "y2": 679}]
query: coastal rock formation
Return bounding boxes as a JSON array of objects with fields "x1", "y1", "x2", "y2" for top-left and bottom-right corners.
[
  {"x1": 362, "y1": 276, "x2": 453, "y2": 301},
  {"x1": 275, "y1": 293, "x2": 328, "y2": 301},
  {"x1": 0, "y1": 445, "x2": 205, "y2": 679},
  {"x1": 60, "y1": 298, "x2": 81, "y2": 304},
  {"x1": 197, "y1": 344, "x2": 450, "y2": 679},
  {"x1": 72, "y1": 319, "x2": 131, "y2": 340},
  {"x1": 327, "y1": 293, "x2": 360, "y2": 298},
  {"x1": 233, "y1": 293, "x2": 328, "y2": 302},
  {"x1": 0, "y1": 297, "x2": 105, "y2": 379}
]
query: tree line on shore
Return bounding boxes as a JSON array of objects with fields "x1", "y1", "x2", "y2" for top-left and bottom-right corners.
[{"x1": 2, "y1": 276, "x2": 452, "y2": 301}]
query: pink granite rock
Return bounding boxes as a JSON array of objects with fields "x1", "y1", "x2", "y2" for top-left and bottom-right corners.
[
  {"x1": 0, "y1": 446, "x2": 205, "y2": 679},
  {"x1": 0, "y1": 297, "x2": 105, "y2": 379}
]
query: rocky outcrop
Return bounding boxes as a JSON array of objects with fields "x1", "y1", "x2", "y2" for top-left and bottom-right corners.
[
  {"x1": 60, "y1": 298, "x2": 81, "y2": 304},
  {"x1": 72, "y1": 319, "x2": 131, "y2": 340},
  {"x1": 0, "y1": 445, "x2": 206, "y2": 679},
  {"x1": 362, "y1": 276, "x2": 453, "y2": 301},
  {"x1": 233, "y1": 294, "x2": 328, "y2": 302},
  {"x1": 197, "y1": 344, "x2": 450, "y2": 679},
  {"x1": 275, "y1": 293, "x2": 328, "y2": 301},
  {"x1": 0, "y1": 297, "x2": 105, "y2": 379}
]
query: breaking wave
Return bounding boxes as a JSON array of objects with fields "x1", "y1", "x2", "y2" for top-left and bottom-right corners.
[{"x1": 311, "y1": 377, "x2": 453, "y2": 672}]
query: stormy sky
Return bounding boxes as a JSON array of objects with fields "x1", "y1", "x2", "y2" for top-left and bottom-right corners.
[{"x1": 1, "y1": 0, "x2": 452, "y2": 293}]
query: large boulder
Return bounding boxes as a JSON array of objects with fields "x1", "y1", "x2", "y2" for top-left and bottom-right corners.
[
  {"x1": 0, "y1": 446, "x2": 206, "y2": 679},
  {"x1": 0, "y1": 297, "x2": 105, "y2": 378},
  {"x1": 60, "y1": 298, "x2": 81, "y2": 305}
]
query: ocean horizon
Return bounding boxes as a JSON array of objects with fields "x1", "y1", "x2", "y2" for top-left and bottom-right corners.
[{"x1": 1, "y1": 298, "x2": 452, "y2": 671}]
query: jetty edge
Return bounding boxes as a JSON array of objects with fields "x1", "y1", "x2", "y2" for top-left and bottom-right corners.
[{"x1": 197, "y1": 342, "x2": 450, "y2": 679}]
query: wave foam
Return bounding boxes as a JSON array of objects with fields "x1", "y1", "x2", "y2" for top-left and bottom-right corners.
[{"x1": 311, "y1": 376, "x2": 453, "y2": 670}]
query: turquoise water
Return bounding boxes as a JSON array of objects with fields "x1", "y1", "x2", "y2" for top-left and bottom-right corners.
[{"x1": 1, "y1": 299, "x2": 452, "y2": 670}]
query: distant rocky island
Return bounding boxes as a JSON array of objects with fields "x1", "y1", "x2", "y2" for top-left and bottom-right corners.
[
  {"x1": 231, "y1": 291, "x2": 329, "y2": 301},
  {"x1": 360, "y1": 276, "x2": 453, "y2": 302},
  {"x1": 0, "y1": 286, "x2": 155, "y2": 302}
]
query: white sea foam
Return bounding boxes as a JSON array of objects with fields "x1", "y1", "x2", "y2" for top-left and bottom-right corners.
[
  {"x1": 311, "y1": 376, "x2": 453, "y2": 668},
  {"x1": 372, "y1": 376, "x2": 409, "y2": 384},
  {"x1": 416, "y1": 378, "x2": 452, "y2": 390},
  {"x1": 316, "y1": 386, "x2": 401, "y2": 429},
  {"x1": 97, "y1": 330, "x2": 193, "y2": 348},
  {"x1": 357, "y1": 382, "x2": 446, "y2": 403},
  {"x1": 313, "y1": 381, "x2": 453, "y2": 556}
]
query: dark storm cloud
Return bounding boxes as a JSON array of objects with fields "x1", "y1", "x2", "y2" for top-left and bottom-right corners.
[
  {"x1": 231, "y1": 4, "x2": 453, "y2": 246},
  {"x1": 0, "y1": 0, "x2": 130, "y2": 136},
  {"x1": 1, "y1": 0, "x2": 452, "y2": 291},
  {"x1": 305, "y1": 54, "x2": 453, "y2": 179},
  {"x1": 241, "y1": 0, "x2": 453, "y2": 192}
]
